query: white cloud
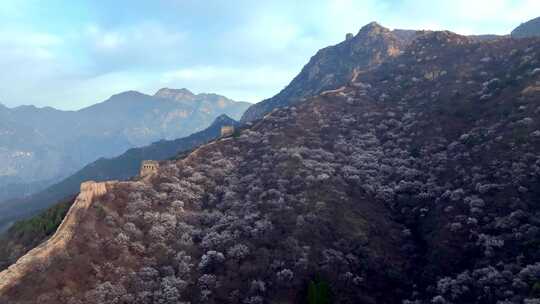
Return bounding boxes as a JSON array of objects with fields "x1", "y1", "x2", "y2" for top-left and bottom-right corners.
[
  {"x1": 324, "y1": 0, "x2": 384, "y2": 34},
  {"x1": 0, "y1": 29, "x2": 68, "y2": 104},
  {"x1": 160, "y1": 65, "x2": 299, "y2": 102},
  {"x1": 376, "y1": 0, "x2": 540, "y2": 34},
  {"x1": 0, "y1": 30, "x2": 63, "y2": 50},
  {"x1": 83, "y1": 23, "x2": 186, "y2": 55}
]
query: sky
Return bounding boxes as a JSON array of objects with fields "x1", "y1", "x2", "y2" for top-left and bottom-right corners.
[{"x1": 0, "y1": 0, "x2": 539, "y2": 110}]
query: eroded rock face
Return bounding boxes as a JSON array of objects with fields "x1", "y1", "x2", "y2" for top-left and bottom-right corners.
[{"x1": 1, "y1": 31, "x2": 540, "y2": 304}]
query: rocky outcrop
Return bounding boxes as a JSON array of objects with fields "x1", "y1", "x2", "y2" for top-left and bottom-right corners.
[
  {"x1": 240, "y1": 22, "x2": 418, "y2": 122},
  {"x1": 154, "y1": 88, "x2": 198, "y2": 101}
]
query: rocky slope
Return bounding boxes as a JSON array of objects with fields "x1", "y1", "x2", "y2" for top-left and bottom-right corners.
[
  {"x1": 0, "y1": 89, "x2": 249, "y2": 201},
  {"x1": 1, "y1": 29, "x2": 540, "y2": 303},
  {"x1": 240, "y1": 22, "x2": 418, "y2": 122},
  {"x1": 240, "y1": 21, "x2": 514, "y2": 124},
  {"x1": 0, "y1": 115, "x2": 240, "y2": 234},
  {"x1": 512, "y1": 16, "x2": 540, "y2": 38}
]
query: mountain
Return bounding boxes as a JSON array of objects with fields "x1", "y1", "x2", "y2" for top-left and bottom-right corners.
[
  {"x1": 512, "y1": 16, "x2": 540, "y2": 38},
  {"x1": 0, "y1": 89, "x2": 249, "y2": 201},
  {"x1": 2, "y1": 27, "x2": 540, "y2": 303},
  {"x1": 0, "y1": 115, "x2": 241, "y2": 234},
  {"x1": 240, "y1": 22, "x2": 418, "y2": 122},
  {"x1": 240, "y1": 22, "x2": 508, "y2": 124}
]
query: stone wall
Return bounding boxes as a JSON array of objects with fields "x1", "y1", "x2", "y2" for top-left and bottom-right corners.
[
  {"x1": 0, "y1": 180, "x2": 118, "y2": 293},
  {"x1": 221, "y1": 125, "x2": 235, "y2": 137},
  {"x1": 140, "y1": 160, "x2": 159, "y2": 177}
]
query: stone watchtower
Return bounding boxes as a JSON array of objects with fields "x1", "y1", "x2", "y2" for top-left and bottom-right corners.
[
  {"x1": 221, "y1": 125, "x2": 235, "y2": 137},
  {"x1": 346, "y1": 33, "x2": 354, "y2": 41},
  {"x1": 140, "y1": 160, "x2": 159, "y2": 177}
]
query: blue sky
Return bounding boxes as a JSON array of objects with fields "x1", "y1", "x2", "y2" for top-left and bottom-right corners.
[{"x1": 0, "y1": 0, "x2": 538, "y2": 110}]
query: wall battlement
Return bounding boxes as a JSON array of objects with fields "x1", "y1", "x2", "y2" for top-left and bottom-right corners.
[
  {"x1": 221, "y1": 125, "x2": 235, "y2": 137},
  {"x1": 0, "y1": 179, "x2": 118, "y2": 293},
  {"x1": 140, "y1": 160, "x2": 159, "y2": 177}
]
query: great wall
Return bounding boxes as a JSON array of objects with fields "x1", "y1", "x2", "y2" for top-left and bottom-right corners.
[
  {"x1": 0, "y1": 180, "x2": 118, "y2": 293},
  {"x1": 0, "y1": 122, "x2": 240, "y2": 294}
]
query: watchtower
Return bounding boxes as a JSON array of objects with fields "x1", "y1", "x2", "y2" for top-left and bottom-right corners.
[
  {"x1": 221, "y1": 125, "x2": 235, "y2": 137},
  {"x1": 140, "y1": 160, "x2": 159, "y2": 177},
  {"x1": 346, "y1": 33, "x2": 354, "y2": 41}
]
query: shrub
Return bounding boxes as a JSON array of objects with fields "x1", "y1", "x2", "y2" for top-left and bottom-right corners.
[
  {"x1": 307, "y1": 278, "x2": 331, "y2": 304},
  {"x1": 532, "y1": 282, "x2": 540, "y2": 297}
]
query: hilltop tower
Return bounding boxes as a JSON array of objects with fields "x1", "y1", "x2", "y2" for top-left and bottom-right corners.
[
  {"x1": 140, "y1": 160, "x2": 159, "y2": 177},
  {"x1": 221, "y1": 125, "x2": 235, "y2": 137}
]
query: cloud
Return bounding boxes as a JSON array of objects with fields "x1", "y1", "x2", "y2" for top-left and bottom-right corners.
[
  {"x1": 78, "y1": 23, "x2": 187, "y2": 74},
  {"x1": 160, "y1": 65, "x2": 299, "y2": 102},
  {"x1": 0, "y1": 29, "x2": 63, "y2": 62},
  {"x1": 377, "y1": 0, "x2": 540, "y2": 34},
  {"x1": 0, "y1": 29, "x2": 72, "y2": 106}
]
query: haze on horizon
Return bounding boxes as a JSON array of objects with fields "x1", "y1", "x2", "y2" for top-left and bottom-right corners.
[{"x1": 1, "y1": 0, "x2": 539, "y2": 110}]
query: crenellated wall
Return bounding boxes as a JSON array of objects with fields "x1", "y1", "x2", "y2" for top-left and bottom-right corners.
[
  {"x1": 221, "y1": 125, "x2": 235, "y2": 137},
  {"x1": 140, "y1": 160, "x2": 159, "y2": 177},
  {"x1": 0, "y1": 180, "x2": 117, "y2": 293}
]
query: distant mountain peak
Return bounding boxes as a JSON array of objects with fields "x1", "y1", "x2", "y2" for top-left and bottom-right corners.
[
  {"x1": 240, "y1": 21, "x2": 408, "y2": 123},
  {"x1": 361, "y1": 21, "x2": 385, "y2": 30},
  {"x1": 512, "y1": 16, "x2": 540, "y2": 38},
  {"x1": 110, "y1": 90, "x2": 147, "y2": 99},
  {"x1": 356, "y1": 21, "x2": 389, "y2": 37},
  {"x1": 154, "y1": 88, "x2": 196, "y2": 101}
]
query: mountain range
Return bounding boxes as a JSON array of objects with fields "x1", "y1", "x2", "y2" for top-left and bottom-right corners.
[
  {"x1": 0, "y1": 89, "x2": 249, "y2": 202},
  {"x1": 0, "y1": 114, "x2": 241, "y2": 233},
  {"x1": 2, "y1": 16, "x2": 540, "y2": 304},
  {"x1": 0, "y1": 114, "x2": 240, "y2": 268}
]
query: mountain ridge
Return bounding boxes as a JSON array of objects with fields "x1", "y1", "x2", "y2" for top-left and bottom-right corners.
[
  {"x1": 240, "y1": 22, "x2": 418, "y2": 122},
  {"x1": 0, "y1": 114, "x2": 241, "y2": 235},
  {"x1": 240, "y1": 18, "x2": 537, "y2": 123},
  {"x1": 0, "y1": 89, "x2": 249, "y2": 202}
]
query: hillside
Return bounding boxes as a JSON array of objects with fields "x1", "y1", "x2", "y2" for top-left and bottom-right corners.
[
  {"x1": 240, "y1": 22, "x2": 512, "y2": 124},
  {"x1": 512, "y1": 16, "x2": 540, "y2": 38},
  {"x1": 1, "y1": 29, "x2": 540, "y2": 303},
  {"x1": 0, "y1": 89, "x2": 249, "y2": 201},
  {"x1": 240, "y1": 22, "x2": 417, "y2": 122},
  {"x1": 0, "y1": 115, "x2": 240, "y2": 234}
]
